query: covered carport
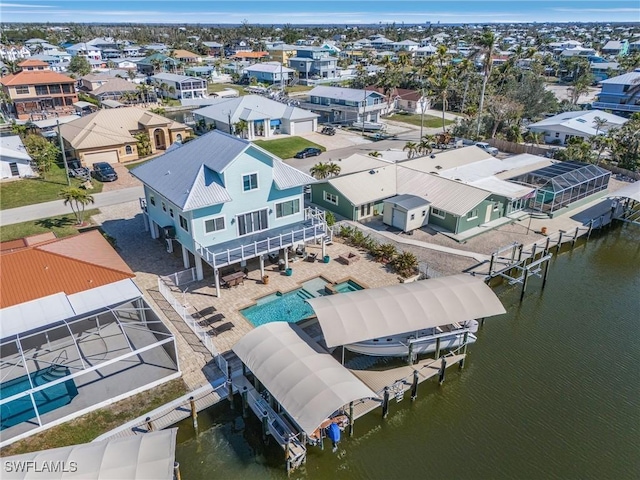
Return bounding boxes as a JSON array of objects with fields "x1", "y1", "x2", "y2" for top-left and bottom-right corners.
[{"x1": 306, "y1": 274, "x2": 506, "y2": 350}]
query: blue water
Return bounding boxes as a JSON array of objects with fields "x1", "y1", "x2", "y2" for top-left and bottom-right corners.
[
  {"x1": 1, "y1": 367, "x2": 78, "y2": 430},
  {"x1": 334, "y1": 280, "x2": 364, "y2": 293},
  {"x1": 241, "y1": 276, "x2": 365, "y2": 326}
]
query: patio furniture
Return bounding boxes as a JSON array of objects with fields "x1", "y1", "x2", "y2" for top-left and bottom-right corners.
[
  {"x1": 206, "y1": 321, "x2": 235, "y2": 336},
  {"x1": 306, "y1": 253, "x2": 318, "y2": 262},
  {"x1": 221, "y1": 271, "x2": 246, "y2": 288},
  {"x1": 338, "y1": 252, "x2": 361, "y2": 265},
  {"x1": 197, "y1": 313, "x2": 225, "y2": 327}
]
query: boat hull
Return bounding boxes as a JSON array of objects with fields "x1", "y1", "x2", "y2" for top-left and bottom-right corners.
[{"x1": 345, "y1": 331, "x2": 477, "y2": 357}]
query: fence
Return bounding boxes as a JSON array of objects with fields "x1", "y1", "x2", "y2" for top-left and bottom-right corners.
[
  {"x1": 163, "y1": 268, "x2": 197, "y2": 288},
  {"x1": 157, "y1": 277, "x2": 219, "y2": 358},
  {"x1": 599, "y1": 164, "x2": 640, "y2": 181},
  {"x1": 488, "y1": 138, "x2": 549, "y2": 156}
]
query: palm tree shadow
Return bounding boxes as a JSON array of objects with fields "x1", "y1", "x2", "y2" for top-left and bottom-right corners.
[{"x1": 35, "y1": 216, "x2": 75, "y2": 229}]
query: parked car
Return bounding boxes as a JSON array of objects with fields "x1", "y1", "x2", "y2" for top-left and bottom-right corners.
[
  {"x1": 321, "y1": 126, "x2": 336, "y2": 136},
  {"x1": 294, "y1": 147, "x2": 322, "y2": 159},
  {"x1": 475, "y1": 142, "x2": 499, "y2": 156},
  {"x1": 67, "y1": 159, "x2": 91, "y2": 180},
  {"x1": 91, "y1": 162, "x2": 118, "y2": 182}
]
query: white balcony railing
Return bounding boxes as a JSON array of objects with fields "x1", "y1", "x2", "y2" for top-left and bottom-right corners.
[{"x1": 591, "y1": 101, "x2": 640, "y2": 112}]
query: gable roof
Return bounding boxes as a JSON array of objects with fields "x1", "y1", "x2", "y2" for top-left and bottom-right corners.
[
  {"x1": 171, "y1": 49, "x2": 199, "y2": 58},
  {"x1": 244, "y1": 62, "x2": 295, "y2": 74},
  {"x1": 193, "y1": 95, "x2": 318, "y2": 124},
  {"x1": 0, "y1": 230, "x2": 134, "y2": 309},
  {"x1": 131, "y1": 130, "x2": 249, "y2": 210},
  {"x1": 152, "y1": 72, "x2": 198, "y2": 83},
  {"x1": 18, "y1": 59, "x2": 49, "y2": 68},
  {"x1": 91, "y1": 77, "x2": 138, "y2": 95},
  {"x1": 326, "y1": 165, "x2": 397, "y2": 205},
  {"x1": 528, "y1": 110, "x2": 627, "y2": 136},
  {"x1": 599, "y1": 68, "x2": 640, "y2": 86},
  {"x1": 0, "y1": 135, "x2": 33, "y2": 163}
]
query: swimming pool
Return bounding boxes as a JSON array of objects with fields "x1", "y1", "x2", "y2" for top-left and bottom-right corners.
[
  {"x1": 241, "y1": 277, "x2": 365, "y2": 327},
  {"x1": 1, "y1": 366, "x2": 78, "y2": 430}
]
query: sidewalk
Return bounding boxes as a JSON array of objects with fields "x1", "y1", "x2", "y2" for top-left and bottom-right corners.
[{"x1": 0, "y1": 185, "x2": 144, "y2": 226}]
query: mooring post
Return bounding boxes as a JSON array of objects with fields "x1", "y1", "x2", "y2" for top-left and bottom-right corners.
[
  {"x1": 460, "y1": 331, "x2": 469, "y2": 369},
  {"x1": 510, "y1": 242, "x2": 518, "y2": 263},
  {"x1": 174, "y1": 462, "x2": 182, "y2": 480},
  {"x1": 382, "y1": 387, "x2": 390, "y2": 418},
  {"x1": 517, "y1": 243, "x2": 524, "y2": 262},
  {"x1": 556, "y1": 231, "x2": 564, "y2": 252},
  {"x1": 407, "y1": 341, "x2": 414, "y2": 365},
  {"x1": 410, "y1": 369, "x2": 419, "y2": 401},
  {"x1": 146, "y1": 417, "x2": 154, "y2": 432},
  {"x1": 480, "y1": 317, "x2": 485, "y2": 328},
  {"x1": 520, "y1": 265, "x2": 530, "y2": 302},
  {"x1": 261, "y1": 411, "x2": 269, "y2": 442},
  {"x1": 529, "y1": 243, "x2": 537, "y2": 266},
  {"x1": 190, "y1": 396, "x2": 198, "y2": 430},
  {"x1": 285, "y1": 435, "x2": 291, "y2": 475},
  {"x1": 544, "y1": 236, "x2": 551, "y2": 256},
  {"x1": 348, "y1": 401, "x2": 354, "y2": 437},
  {"x1": 438, "y1": 357, "x2": 446, "y2": 385},
  {"x1": 241, "y1": 387, "x2": 248, "y2": 418},
  {"x1": 587, "y1": 219, "x2": 594, "y2": 239},
  {"x1": 572, "y1": 226, "x2": 579, "y2": 247},
  {"x1": 488, "y1": 252, "x2": 495, "y2": 276},
  {"x1": 227, "y1": 364, "x2": 234, "y2": 410},
  {"x1": 542, "y1": 257, "x2": 551, "y2": 290}
]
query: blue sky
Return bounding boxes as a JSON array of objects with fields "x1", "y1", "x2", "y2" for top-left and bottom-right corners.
[{"x1": 1, "y1": 1, "x2": 639, "y2": 24}]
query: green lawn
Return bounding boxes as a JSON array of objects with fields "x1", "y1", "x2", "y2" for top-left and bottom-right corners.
[
  {"x1": 0, "y1": 209, "x2": 101, "y2": 242},
  {"x1": 207, "y1": 83, "x2": 246, "y2": 96},
  {"x1": 254, "y1": 137, "x2": 326, "y2": 159},
  {"x1": 0, "y1": 379, "x2": 188, "y2": 456},
  {"x1": 384, "y1": 113, "x2": 454, "y2": 129},
  {"x1": 0, "y1": 163, "x2": 103, "y2": 210}
]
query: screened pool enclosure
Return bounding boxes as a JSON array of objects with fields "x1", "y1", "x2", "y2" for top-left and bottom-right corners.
[
  {"x1": 510, "y1": 161, "x2": 611, "y2": 213},
  {"x1": 0, "y1": 296, "x2": 180, "y2": 446}
]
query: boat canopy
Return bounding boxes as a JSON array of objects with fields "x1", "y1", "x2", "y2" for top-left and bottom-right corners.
[
  {"x1": 2, "y1": 428, "x2": 177, "y2": 480},
  {"x1": 232, "y1": 322, "x2": 377, "y2": 436},
  {"x1": 610, "y1": 181, "x2": 640, "y2": 203},
  {"x1": 306, "y1": 274, "x2": 506, "y2": 349}
]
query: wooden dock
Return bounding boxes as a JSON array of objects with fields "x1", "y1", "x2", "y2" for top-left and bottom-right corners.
[{"x1": 349, "y1": 354, "x2": 465, "y2": 420}]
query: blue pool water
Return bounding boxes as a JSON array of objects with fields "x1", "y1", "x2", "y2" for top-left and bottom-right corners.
[
  {"x1": 241, "y1": 277, "x2": 365, "y2": 327},
  {"x1": 1, "y1": 366, "x2": 78, "y2": 430}
]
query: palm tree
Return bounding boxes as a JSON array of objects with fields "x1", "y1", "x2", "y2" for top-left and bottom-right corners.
[
  {"x1": 403, "y1": 141, "x2": 418, "y2": 159},
  {"x1": 59, "y1": 187, "x2": 95, "y2": 225},
  {"x1": 233, "y1": 119, "x2": 247, "y2": 137},
  {"x1": 476, "y1": 29, "x2": 496, "y2": 136},
  {"x1": 592, "y1": 116, "x2": 608, "y2": 137},
  {"x1": 526, "y1": 131, "x2": 543, "y2": 146},
  {"x1": 419, "y1": 135, "x2": 436, "y2": 155},
  {"x1": 457, "y1": 57, "x2": 475, "y2": 115},
  {"x1": 310, "y1": 162, "x2": 331, "y2": 179},
  {"x1": 368, "y1": 151, "x2": 381, "y2": 157},
  {"x1": 326, "y1": 162, "x2": 341, "y2": 177},
  {"x1": 136, "y1": 83, "x2": 153, "y2": 105}
]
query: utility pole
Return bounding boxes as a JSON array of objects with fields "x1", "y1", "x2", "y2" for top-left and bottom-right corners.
[
  {"x1": 57, "y1": 120, "x2": 70, "y2": 186},
  {"x1": 361, "y1": 88, "x2": 366, "y2": 137}
]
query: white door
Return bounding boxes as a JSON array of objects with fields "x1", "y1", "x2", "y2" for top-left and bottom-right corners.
[
  {"x1": 295, "y1": 120, "x2": 314, "y2": 134},
  {"x1": 84, "y1": 150, "x2": 119, "y2": 165},
  {"x1": 484, "y1": 204, "x2": 493, "y2": 223},
  {"x1": 394, "y1": 209, "x2": 407, "y2": 231}
]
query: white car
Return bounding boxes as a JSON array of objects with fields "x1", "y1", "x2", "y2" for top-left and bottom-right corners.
[{"x1": 475, "y1": 142, "x2": 499, "y2": 156}]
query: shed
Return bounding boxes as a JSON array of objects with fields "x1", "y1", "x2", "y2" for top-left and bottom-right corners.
[
  {"x1": 0, "y1": 135, "x2": 36, "y2": 179},
  {"x1": 383, "y1": 194, "x2": 431, "y2": 232}
]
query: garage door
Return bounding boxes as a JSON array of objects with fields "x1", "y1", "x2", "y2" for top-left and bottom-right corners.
[
  {"x1": 295, "y1": 120, "x2": 314, "y2": 134},
  {"x1": 84, "y1": 150, "x2": 119, "y2": 164}
]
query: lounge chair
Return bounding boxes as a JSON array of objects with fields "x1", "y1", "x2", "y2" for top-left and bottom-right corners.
[
  {"x1": 206, "y1": 321, "x2": 234, "y2": 336},
  {"x1": 338, "y1": 252, "x2": 361, "y2": 265},
  {"x1": 306, "y1": 252, "x2": 318, "y2": 262}
]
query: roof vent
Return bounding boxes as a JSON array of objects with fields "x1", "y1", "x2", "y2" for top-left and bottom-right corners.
[
  {"x1": 369, "y1": 169, "x2": 376, "y2": 174},
  {"x1": 430, "y1": 154, "x2": 436, "y2": 159},
  {"x1": 165, "y1": 170, "x2": 171, "y2": 175}
]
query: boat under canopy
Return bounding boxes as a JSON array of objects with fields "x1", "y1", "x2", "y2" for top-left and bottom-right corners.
[
  {"x1": 305, "y1": 274, "x2": 506, "y2": 350},
  {"x1": 231, "y1": 322, "x2": 378, "y2": 436}
]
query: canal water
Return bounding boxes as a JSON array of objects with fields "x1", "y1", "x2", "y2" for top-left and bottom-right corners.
[{"x1": 174, "y1": 224, "x2": 640, "y2": 480}]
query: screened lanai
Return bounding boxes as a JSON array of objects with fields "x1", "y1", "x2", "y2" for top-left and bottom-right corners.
[
  {"x1": 0, "y1": 292, "x2": 180, "y2": 446},
  {"x1": 510, "y1": 161, "x2": 611, "y2": 213}
]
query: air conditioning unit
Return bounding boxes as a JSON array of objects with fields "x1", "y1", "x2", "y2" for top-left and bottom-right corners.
[
  {"x1": 162, "y1": 226, "x2": 176, "y2": 239},
  {"x1": 165, "y1": 238, "x2": 174, "y2": 253}
]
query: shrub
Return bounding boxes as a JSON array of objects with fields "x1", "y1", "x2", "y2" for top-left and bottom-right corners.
[
  {"x1": 338, "y1": 225, "x2": 353, "y2": 239},
  {"x1": 350, "y1": 229, "x2": 365, "y2": 247},
  {"x1": 390, "y1": 251, "x2": 419, "y2": 278},
  {"x1": 325, "y1": 211, "x2": 336, "y2": 227},
  {"x1": 378, "y1": 243, "x2": 397, "y2": 263}
]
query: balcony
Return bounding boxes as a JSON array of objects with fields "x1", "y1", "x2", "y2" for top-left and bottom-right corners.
[
  {"x1": 591, "y1": 101, "x2": 640, "y2": 113},
  {"x1": 194, "y1": 208, "x2": 329, "y2": 270}
]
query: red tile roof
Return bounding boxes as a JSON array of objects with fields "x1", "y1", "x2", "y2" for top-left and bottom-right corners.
[
  {"x1": 0, "y1": 232, "x2": 57, "y2": 252},
  {"x1": 0, "y1": 70, "x2": 76, "y2": 86},
  {"x1": 0, "y1": 230, "x2": 134, "y2": 308},
  {"x1": 18, "y1": 59, "x2": 50, "y2": 68},
  {"x1": 233, "y1": 51, "x2": 269, "y2": 59}
]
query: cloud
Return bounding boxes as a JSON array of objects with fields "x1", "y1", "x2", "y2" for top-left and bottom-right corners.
[{"x1": 0, "y1": 2, "x2": 52, "y2": 6}]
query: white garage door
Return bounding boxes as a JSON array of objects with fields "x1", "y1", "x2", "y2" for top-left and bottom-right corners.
[
  {"x1": 84, "y1": 150, "x2": 119, "y2": 164},
  {"x1": 295, "y1": 120, "x2": 314, "y2": 134}
]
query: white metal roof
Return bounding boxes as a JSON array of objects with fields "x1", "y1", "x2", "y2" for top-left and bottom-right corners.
[
  {"x1": 2, "y1": 428, "x2": 177, "y2": 480},
  {"x1": 399, "y1": 146, "x2": 494, "y2": 174},
  {"x1": 384, "y1": 194, "x2": 430, "y2": 210},
  {"x1": 610, "y1": 181, "x2": 640, "y2": 202},
  {"x1": 307, "y1": 274, "x2": 506, "y2": 349},
  {"x1": 308, "y1": 85, "x2": 385, "y2": 102},
  {"x1": 232, "y1": 322, "x2": 377, "y2": 436},
  {"x1": 528, "y1": 110, "x2": 627, "y2": 136},
  {"x1": 328, "y1": 165, "x2": 397, "y2": 205},
  {"x1": 270, "y1": 156, "x2": 316, "y2": 190},
  {"x1": 470, "y1": 176, "x2": 535, "y2": 199},
  {"x1": 599, "y1": 68, "x2": 640, "y2": 85},
  {"x1": 0, "y1": 279, "x2": 142, "y2": 340}
]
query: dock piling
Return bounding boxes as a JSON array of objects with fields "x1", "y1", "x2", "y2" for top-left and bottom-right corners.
[
  {"x1": 410, "y1": 370, "x2": 419, "y2": 400},
  {"x1": 556, "y1": 231, "x2": 564, "y2": 252},
  {"x1": 542, "y1": 256, "x2": 551, "y2": 289},
  {"x1": 438, "y1": 358, "x2": 446, "y2": 385},
  {"x1": 174, "y1": 462, "x2": 182, "y2": 480},
  {"x1": 544, "y1": 236, "x2": 551, "y2": 256},
  {"x1": 145, "y1": 417, "x2": 154, "y2": 432},
  {"x1": 241, "y1": 387, "x2": 248, "y2": 418},
  {"x1": 572, "y1": 226, "x2": 579, "y2": 247},
  {"x1": 520, "y1": 265, "x2": 530, "y2": 302},
  {"x1": 227, "y1": 365, "x2": 234, "y2": 410},
  {"x1": 261, "y1": 411, "x2": 269, "y2": 442},
  {"x1": 382, "y1": 387, "x2": 390, "y2": 418},
  {"x1": 435, "y1": 337, "x2": 441, "y2": 360},
  {"x1": 348, "y1": 402, "x2": 354, "y2": 437},
  {"x1": 189, "y1": 396, "x2": 198, "y2": 431}
]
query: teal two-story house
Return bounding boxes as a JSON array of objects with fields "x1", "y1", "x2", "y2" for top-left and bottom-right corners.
[{"x1": 131, "y1": 130, "x2": 325, "y2": 295}]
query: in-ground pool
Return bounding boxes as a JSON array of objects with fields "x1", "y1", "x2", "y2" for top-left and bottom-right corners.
[
  {"x1": 1, "y1": 366, "x2": 78, "y2": 430},
  {"x1": 241, "y1": 276, "x2": 365, "y2": 327}
]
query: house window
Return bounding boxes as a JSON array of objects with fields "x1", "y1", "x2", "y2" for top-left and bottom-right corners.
[
  {"x1": 149, "y1": 195, "x2": 155, "y2": 206},
  {"x1": 237, "y1": 209, "x2": 268, "y2": 236},
  {"x1": 162, "y1": 202, "x2": 167, "y2": 212},
  {"x1": 275, "y1": 199, "x2": 300, "y2": 218},
  {"x1": 169, "y1": 208, "x2": 174, "y2": 218},
  {"x1": 422, "y1": 210, "x2": 427, "y2": 216},
  {"x1": 125, "y1": 145, "x2": 133, "y2": 155},
  {"x1": 179, "y1": 215, "x2": 189, "y2": 231},
  {"x1": 555, "y1": 132, "x2": 560, "y2": 138},
  {"x1": 242, "y1": 173, "x2": 258, "y2": 192},
  {"x1": 15, "y1": 86, "x2": 29, "y2": 94},
  {"x1": 431, "y1": 208, "x2": 445, "y2": 219},
  {"x1": 493, "y1": 202, "x2": 500, "y2": 212},
  {"x1": 205, "y1": 216, "x2": 225, "y2": 233},
  {"x1": 323, "y1": 191, "x2": 338, "y2": 205},
  {"x1": 467, "y1": 209, "x2": 478, "y2": 220}
]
